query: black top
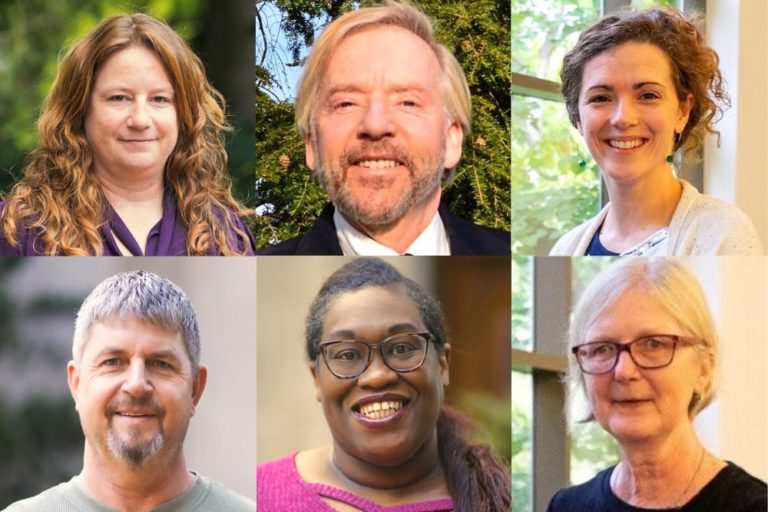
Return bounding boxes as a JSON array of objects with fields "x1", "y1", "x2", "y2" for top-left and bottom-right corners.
[
  {"x1": 547, "y1": 462, "x2": 767, "y2": 512},
  {"x1": 257, "y1": 202, "x2": 510, "y2": 255}
]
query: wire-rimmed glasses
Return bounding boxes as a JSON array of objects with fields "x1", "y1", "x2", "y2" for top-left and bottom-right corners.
[
  {"x1": 571, "y1": 334, "x2": 701, "y2": 375},
  {"x1": 318, "y1": 332, "x2": 434, "y2": 379}
]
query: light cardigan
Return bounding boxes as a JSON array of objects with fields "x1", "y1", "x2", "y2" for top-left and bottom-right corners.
[{"x1": 550, "y1": 180, "x2": 764, "y2": 256}]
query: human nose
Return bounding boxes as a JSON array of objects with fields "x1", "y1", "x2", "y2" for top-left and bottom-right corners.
[
  {"x1": 356, "y1": 347, "x2": 398, "y2": 387},
  {"x1": 121, "y1": 359, "x2": 153, "y2": 396},
  {"x1": 127, "y1": 99, "x2": 152, "y2": 129},
  {"x1": 612, "y1": 347, "x2": 641, "y2": 381},
  {"x1": 357, "y1": 99, "x2": 395, "y2": 140},
  {"x1": 611, "y1": 99, "x2": 638, "y2": 130}
]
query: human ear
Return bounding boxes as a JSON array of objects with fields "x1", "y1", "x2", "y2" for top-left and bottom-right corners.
[
  {"x1": 438, "y1": 343, "x2": 451, "y2": 386},
  {"x1": 308, "y1": 361, "x2": 322, "y2": 402},
  {"x1": 190, "y1": 365, "x2": 208, "y2": 414},
  {"x1": 443, "y1": 122, "x2": 463, "y2": 169},
  {"x1": 676, "y1": 93, "x2": 694, "y2": 134},
  {"x1": 304, "y1": 133, "x2": 317, "y2": 172},
  {"x1": 67, "y1": 361, "x2": 80, "y2": 410}
]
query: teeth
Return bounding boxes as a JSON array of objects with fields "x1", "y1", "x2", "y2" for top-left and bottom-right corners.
[
  {"x1": 358, "y1": 160, "x2": 399, "y2": 169},
  {"x1": 358, "y1": 400, "x2": 403, "y2": 419},
  {"x1": 609, "y1": 139, "x2": 644, "y2": 149}
]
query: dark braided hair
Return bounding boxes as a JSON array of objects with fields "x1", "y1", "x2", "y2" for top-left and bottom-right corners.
[{"x1": 306, "y1": 258, "x2": 511, "y2": 511}]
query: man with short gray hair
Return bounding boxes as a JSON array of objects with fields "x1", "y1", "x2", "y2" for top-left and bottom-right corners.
[{"x1": 5, "y1": 271, "x2": 254, "y2": 512}]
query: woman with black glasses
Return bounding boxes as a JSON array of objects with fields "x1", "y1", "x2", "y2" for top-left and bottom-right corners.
[
  {"x1": 257, "y1": 258, "x2": 510, "y2": 511},
  {"x1": 548, "y1": 258, "x2": 766, "y2": 511}
]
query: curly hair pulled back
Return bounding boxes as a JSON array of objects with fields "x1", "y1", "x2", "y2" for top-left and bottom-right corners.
[{"x1": 561, "y1": 8, "x2": 729, "y2": 155}]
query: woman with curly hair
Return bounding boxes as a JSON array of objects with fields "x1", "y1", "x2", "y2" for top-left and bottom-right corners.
[
  {"x1": 1, "y1": 13, "x2": 254, "y2": 255},
  {"x1": 549, "y1": 9, "x2": 762, "y2": 256}
]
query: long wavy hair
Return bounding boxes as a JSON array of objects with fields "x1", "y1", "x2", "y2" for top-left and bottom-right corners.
[
  {"x1": 2, "y1": 13, "x2": 251, "y2": 255},
  {"x1": 306, "y1": 258, "x2": 511, "y2": 511}
]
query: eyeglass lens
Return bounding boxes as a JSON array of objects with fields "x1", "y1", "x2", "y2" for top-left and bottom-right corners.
[
  {"x1": 575, "y1": 336, "x2": 678, "y2": 373},
  {"x1": 323, "y1": 334, "x2": 428, "y2": 377}
]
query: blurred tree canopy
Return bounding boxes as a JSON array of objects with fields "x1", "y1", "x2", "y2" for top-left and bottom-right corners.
[
  {"x1": 255, "y1": 0, "x2": 511, "y2": 247},
  {"x1": 0, "y1": 0, "x2": 254, "y2": 206}
]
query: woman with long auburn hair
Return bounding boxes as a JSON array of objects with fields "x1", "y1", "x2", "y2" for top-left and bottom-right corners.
[{"x1": 1, "y1": 13, "x2": 254, "y2": 255}]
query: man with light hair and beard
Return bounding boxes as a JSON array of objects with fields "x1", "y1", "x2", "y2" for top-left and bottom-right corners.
[
  {"x1": 5, "y1": 271, "x2": 254, "y2": 512},
  {"x1": 259, "y1": 1, "x2": 509, "y2": 255}
]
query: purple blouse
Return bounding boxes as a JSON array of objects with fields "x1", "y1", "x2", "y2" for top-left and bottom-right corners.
[
  {"x1": 0, "y1": 192, "x2": 255, "y2": 256},
  {"x1": 257, "y1": 452, "x2": 454, "y2": 512}
]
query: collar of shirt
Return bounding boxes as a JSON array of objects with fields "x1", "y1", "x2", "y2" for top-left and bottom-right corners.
[{"x1": 333, "y1": 209, "x2": 450, "y2": 255}]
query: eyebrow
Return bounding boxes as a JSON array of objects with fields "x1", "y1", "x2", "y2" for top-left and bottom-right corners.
[
  {"x1": 585, "y1": 81, "x2": 666, "y2": 93},
  {"x1": 325, "y1": 322, "x2": 423, "y2": 340},
  {"x1": 91, "y1": 346, "x2": 181, "y2": 362},
  {"x1": 325, "y1": 83, "x2": 429, "y2": 96}
]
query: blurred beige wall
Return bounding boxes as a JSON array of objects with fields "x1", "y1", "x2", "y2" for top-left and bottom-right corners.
[{"x1": 690, "y1": 257, "x2": 767, "y2": 480}]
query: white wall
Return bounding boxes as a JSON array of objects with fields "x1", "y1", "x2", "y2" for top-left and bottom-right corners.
[
  {"x1": 692, "y1": 257, "x2": 767, "y2": 479},
  {"x1": 705, "y1": 0, "x2": 768, "y2": 250}
]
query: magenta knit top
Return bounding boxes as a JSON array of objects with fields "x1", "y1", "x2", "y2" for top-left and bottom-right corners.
[{"x1": 257, "y1": 452, "x2": 455, "y2": 511}]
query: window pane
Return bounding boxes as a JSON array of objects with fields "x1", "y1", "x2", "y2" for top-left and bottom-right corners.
[
  {"x1": 512, "y1": 256, "x2": 533, "y2": 351},
  {"x1": 511, "y1": 95, "x2": 600, "y2": 255},
  {"x1": 512, "y1": 0, "x2": 600, "y2": 82},
  {"x1": 512, "y1": 370, "x2": 532, "y2": 511}
]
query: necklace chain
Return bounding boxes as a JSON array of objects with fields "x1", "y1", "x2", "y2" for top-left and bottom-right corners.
[{"x1": 612, "y1": 447, "x2": 707, "y2": 509}]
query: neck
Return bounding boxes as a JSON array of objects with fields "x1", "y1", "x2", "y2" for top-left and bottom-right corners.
[
  {"x1": 343, "y1": 189, "x2": 441, "y2": 254},
  {"x1": 612, "y1": 422, "x2": 714, "y2": 508},
  {"x1": 601, "y1": 170, "x2": 682, "y2": 251},
  {"x1": 98, "y1": 171, "x2": 165, "y2": 208},
  {"x1": 329, "y1": 434, "x2": 448, "y2": 501},
  {"x1": 79, "y1": 442, "x2": 194, "y2": 512}
]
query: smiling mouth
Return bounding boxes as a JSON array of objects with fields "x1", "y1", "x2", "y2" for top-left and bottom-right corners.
[
  {"x1": 607, "y1": 139, "x2": 646, "y2": 150},
  {"x1": 355, "y1": 159, "x2": 403, "y2": 169},
  {"x1": 354, "y1": 400, "x2": 405, "y2": 420}
]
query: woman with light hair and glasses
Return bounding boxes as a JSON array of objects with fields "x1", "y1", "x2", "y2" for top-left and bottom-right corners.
[
  {"x1": 257, "y1": 258, "x2": 510, "y2": 511},
  {"x1": 0, "y1": 13, "x2": 254, "y2": 255},
  {"x1": 548, "y1": 258, "x2": 766, "y2": 511}
]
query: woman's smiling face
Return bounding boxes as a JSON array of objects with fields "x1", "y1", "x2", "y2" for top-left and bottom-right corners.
[
  {"x1": 577, "y1": 42, "x2": 692, "y2": 186},
  {"x1": 310, "y1": 285, "x2": 450, "y2": 467}
]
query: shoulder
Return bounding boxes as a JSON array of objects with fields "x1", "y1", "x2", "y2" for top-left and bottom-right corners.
[
  {"x1": 547, "y1": 467, "x2": 614, "y2": 511},
  {"x1": 549, "y1": 215, "x2": 602, "y2": 256},
  {"x1": 0, "y1": 200, "x2": 43, "y2": 256},
  {"x1": 3, "y1": 480, "x2": 79, "y2": 511},
  {"x1": 193, "y1": 476, "x2": 255, "y2": 511},
  {"x1": 256, "y1": 204, "x2": 342, "y2": 255},
  {"x1": 209, "y1": 204, "x2": 256, "y2": 255},
  {"x1": 692, "y1": 462, "x2": 767, "y2": 511},
  {"x1": 439, "y1": 205, "x2": 509, "y2": 255},
  {"x1": 671, "y1": 182, "x2": 764, "y2": 255},
  {"x1": 257, "y1": 452, "x2": 326, "y2": 511}
]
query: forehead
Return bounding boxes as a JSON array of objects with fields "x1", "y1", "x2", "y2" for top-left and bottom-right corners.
[
  {"x1": 581, "y1": 42, "x2": 676, "y2": 91},
  {"x1": 322, "y1": 286, "x2": 425, "y2": 338},
  {"x1": 93, "y1": 45, "x2": 173, "y2": 88},
  {"x1": 322, "y1": 24, "x2": 441, "y2": 93},
  {"x1": 82, "y1": 315, "x2": 185, "y2": 359},
  {"x1": 585, "y1": 286, "x2": 683, "y2": 341}
]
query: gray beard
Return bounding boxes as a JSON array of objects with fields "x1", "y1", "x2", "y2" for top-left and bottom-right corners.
[
  {"x1": 106, "y1": 426, "x2": 165, "y2": 466},
  {"x1": 312, "y1": 133, "x2": 444, "y2": 229}
]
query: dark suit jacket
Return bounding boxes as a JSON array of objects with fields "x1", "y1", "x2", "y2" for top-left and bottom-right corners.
[{"x1": 257, "y1": 203, "x2": 509, "y2": 255}]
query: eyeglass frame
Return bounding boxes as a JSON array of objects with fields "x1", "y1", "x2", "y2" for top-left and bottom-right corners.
[
  {"x1": 571, "y1": 334, "x2": 702, "y2": 375},
  {"x1": 317, "y1": 332, "x2": 436, "y2": 379}
]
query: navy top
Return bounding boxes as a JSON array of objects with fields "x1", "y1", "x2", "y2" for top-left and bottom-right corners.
[
  {"x1": 587, "y1": 226, "x2": 619, "y2": 256},
  {"x1": 0, "y1": 192, "x2": 255, "y2": 256},
  {"x1": 548, "y1": 462, "x2": 767, "y2": 512}
]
